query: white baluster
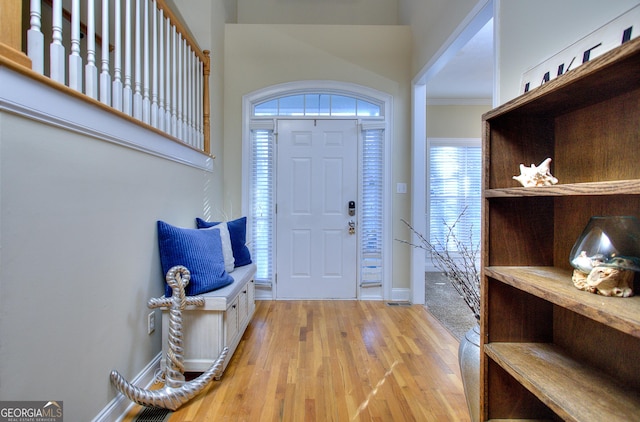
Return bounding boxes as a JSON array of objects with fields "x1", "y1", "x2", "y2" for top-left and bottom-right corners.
[
  {"x1": 150, "y1": 0, "x2": 158, "y2": 128},
  {"x1": 123, "y1": 0, "x2": 132, "y2": 115},
  {"x1": 195, "y1": 56, "x2": 203, "y2": 150},
  {"x1": 199, "y1": 60, "x2": 204, "y2": 150},
  {"x1": 195, "y1": 55, "x2": 200, "y2": 148},
  {"x1": 157, "y1": 7, "x2": 165, "y2": 132},
  {"x1": 184, "y1": 40, "x2": 190, "y2": 143},
  {"x1": 142, "y1": 0, "x2": 150, "y2": 124},
  {"x1": 182, "y1": 39, "x2": 188, "y2": 144},
  {"x1": 187, "y1": 42, "x2": 192, "y2": 145},
  {"x1": 188, "y1": 50, "x2": 195, "y2": 146},
  {"x1": 68, "y1": 0, "x2": 82, "y2": 91},
  {"x1": 186, "y1": 50, "x2": 191, "y2": 145},
  {"x1": 192, "y1": 50, "x2": 198, "y2": 146},
  {"x1": 50, "y1": 0, "x2": 65, "y2": 83},
  {"x1": 27, "y1": 0, "x2": 44, "y2": 74},
  {"x1": 170, "y1": 26, "x2": 177, "y2": 137},
  {"x1": 197, "y1": 59, "x2": 203, "y2": 150},
  {"x1": 85, "y1": 0, "x2": 98, "y2": 99},
  {"x1": 165, "y1": 18, "x2": 172, "y2": 134},
  {"x1": 133, "y1": 0, "x2": 142, "y2": 119},
  {"x1": 100, "y1": 0, "x2": 111, "y2": 105},
  {"x1": 112, "y1": 0, "x2": 123, "y2": 111},
  {"x1": 176, "y1": 33, "x2": 183, "y2": 140},
  {"x1": 193, "y1": 56, "x2": 198, "y2": 148}
]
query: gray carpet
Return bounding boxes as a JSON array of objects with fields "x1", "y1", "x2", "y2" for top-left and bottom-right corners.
[{"x1": 425, "y1": 272, "x2": 477, "y2": 341}]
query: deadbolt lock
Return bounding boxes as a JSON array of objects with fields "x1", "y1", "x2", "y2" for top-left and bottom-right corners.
[{"x1": 348, "y1": 201, "x2": 356, "y2": 216}]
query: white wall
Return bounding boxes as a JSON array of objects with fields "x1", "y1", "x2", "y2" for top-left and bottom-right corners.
[
  {"x1": 497, "y1": 0, "x2": 640, "y2": 104},
  {"x1": 224, "y1": 24, "x2": 413, "y2": 290},
  {"x1": 237, "y1": 0, "x2": 399, "y2": 24}
]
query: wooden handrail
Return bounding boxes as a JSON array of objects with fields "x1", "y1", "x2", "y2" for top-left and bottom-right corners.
[{"x1": 155, "y1": 0, "x2": 207, "y2": 63}]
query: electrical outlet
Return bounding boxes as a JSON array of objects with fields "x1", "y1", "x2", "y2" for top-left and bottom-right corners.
[{"x1": 147, "y1": 311, "x2": 155, "y2": 335}]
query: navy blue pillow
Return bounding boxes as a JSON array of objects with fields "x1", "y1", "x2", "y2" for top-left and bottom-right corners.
[
  {"x1": 157, "y1": 221, "x2": 234, "y2": 297},
  {"x1": 196, "y1": 217, "x2": 252, "y2": 267}
]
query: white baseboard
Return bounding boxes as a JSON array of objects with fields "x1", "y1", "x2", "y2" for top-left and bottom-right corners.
[
  {"x1": 91, "y1": 353, "x2": 162, "y2": 422},
  {"x1": 391, "y1": 287, "x2": 411, "y2": 302}
]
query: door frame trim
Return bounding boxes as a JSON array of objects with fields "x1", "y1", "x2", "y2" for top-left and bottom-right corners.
[{"x1": 241, "y1": 80, "x2": 393, "y2": 300}]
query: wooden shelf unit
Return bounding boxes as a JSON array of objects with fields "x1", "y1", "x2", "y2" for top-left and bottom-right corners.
[{"x1": 480, "y1": 37, "x2": 640, "y2": 422}]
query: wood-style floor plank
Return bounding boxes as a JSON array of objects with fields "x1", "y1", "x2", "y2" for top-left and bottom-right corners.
[{"x1": 122, "y1": 300, "x2": 470, "y2": 421}]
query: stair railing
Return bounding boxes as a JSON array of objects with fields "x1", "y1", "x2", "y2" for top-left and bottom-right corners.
[{"x1": 0, "y1": 0, "x2": 210, "y2": 155}]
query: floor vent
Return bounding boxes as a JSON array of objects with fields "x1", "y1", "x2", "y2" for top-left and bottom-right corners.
[
  {"x1": 133, "y1": 407, "x2": 172, "y2": 422},
  {"x1": 386, "y1": 301, "x2": 411, "y2": 306}
]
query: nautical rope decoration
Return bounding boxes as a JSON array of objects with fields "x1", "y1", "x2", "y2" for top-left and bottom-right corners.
[{"x1": 110, "y1": 266, "x2": 228, "y2": 410}]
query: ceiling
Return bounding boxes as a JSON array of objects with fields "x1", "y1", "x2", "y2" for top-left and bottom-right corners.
[{"x1": 426, "y1": 19, "x2": 494, "y2": 104}]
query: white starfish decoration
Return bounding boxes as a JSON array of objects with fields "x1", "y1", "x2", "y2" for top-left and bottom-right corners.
[{"x1": 513, "y1": 157, "x2": 558, "y2": 187}]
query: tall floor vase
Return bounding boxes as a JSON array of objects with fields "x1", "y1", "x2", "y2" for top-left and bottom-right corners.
[{"x1": 458, "y1": 323, "x2": 480, "y2": 422}]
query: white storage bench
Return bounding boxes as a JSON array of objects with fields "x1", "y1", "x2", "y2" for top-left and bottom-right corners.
[{"x1": 160, "y1": 263, "x2": 256, "y2": 378}]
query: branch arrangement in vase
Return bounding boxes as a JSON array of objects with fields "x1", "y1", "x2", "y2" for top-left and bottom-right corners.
[{"x1": 398, "y1": 210, "x2": 480, "y2": 321}]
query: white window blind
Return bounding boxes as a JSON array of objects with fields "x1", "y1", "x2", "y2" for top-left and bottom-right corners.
[
  {"x1": 250, "y1": 128, "x2": 274, "y2": 284},
  {"x1": 361, "y1": 128, "x2": 384, "y2": 285},
  {"x1": 428, "y1": 139, "x2": 481, "y2": 255}
]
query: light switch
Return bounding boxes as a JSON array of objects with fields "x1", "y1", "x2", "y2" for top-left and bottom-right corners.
[{"x1": 396, "y1": 183, "x2": 407, "y2": 194}]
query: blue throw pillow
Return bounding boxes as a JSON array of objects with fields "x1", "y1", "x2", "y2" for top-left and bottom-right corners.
[
  {"x1": 196, "y1": 217, "x2": 252, "y2": 267},
  {"x1": 157, "y1": 220, "x2": 234, "y2": 297}
]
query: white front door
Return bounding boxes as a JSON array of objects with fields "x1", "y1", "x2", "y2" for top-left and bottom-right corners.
[{"x1": 276, "y1": 119, "x2": 358, "y2": 299}]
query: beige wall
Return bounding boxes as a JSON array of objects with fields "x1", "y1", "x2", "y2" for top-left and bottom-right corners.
[
  {"x1": 0, "y1": 113, "x2": 220, "y2": 421},
  {"x1": 224, "y1": 24, "x2": 413, "y2": 291},
  {"x1": 171, "y1": 0, "x2": 228, "y2": 209},
  {"x1": 427, "y1": 104, "x2": 490, "y2": 138},
  {"x1": 237, "y1": 0, "x2": 399, "y2": 24},
  {"x1": 0, "y1": 1, "x2": 228, "y2": 420}
]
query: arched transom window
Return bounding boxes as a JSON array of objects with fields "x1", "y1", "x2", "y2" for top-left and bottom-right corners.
[{"x1": 254, "y1": 93, "x2": 382, "y2": 117}]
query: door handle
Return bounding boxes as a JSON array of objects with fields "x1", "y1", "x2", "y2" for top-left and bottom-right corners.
[{"x1": 348, "y1": 220, "x2": 355, "y2": 235}]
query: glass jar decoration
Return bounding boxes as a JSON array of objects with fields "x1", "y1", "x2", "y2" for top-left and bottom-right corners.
[{"x1": 569, "y1": 216, "x2": 640, "y2": 297}]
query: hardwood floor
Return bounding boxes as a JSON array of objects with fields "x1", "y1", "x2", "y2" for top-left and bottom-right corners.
[{"x1": 123, "y1": 300, "x2": 470, "y2": 421}]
